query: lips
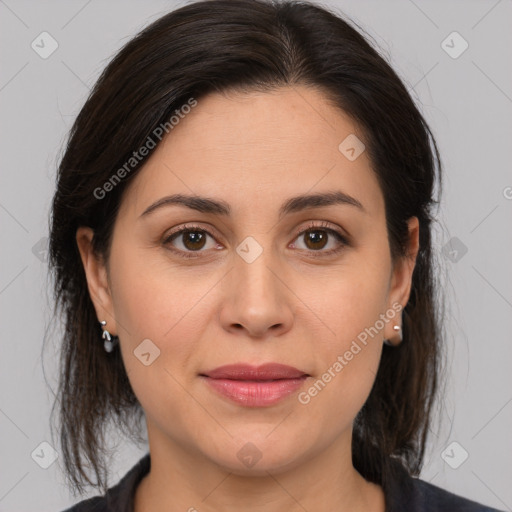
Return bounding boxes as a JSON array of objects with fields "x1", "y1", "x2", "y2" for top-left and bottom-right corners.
[
  {"x1": 200, "y1": 363, "x2": 309, "y2": 407},
  {"x1": 202, "y1": 363, "x2": 308, "y2": 380}
]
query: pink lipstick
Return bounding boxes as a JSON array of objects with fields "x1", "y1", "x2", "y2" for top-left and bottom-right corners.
[{"x1": 200, "y1": 363, "x2": 309, "y2": 407}]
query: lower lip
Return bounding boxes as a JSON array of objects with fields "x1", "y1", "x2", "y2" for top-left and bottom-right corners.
[{"x1": 202, "y1": 376, "x2": 308, "y2": 407}]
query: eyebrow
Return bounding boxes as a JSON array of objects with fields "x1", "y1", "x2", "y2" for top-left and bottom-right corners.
[{"x1": 139, "y1": 190, "x2": 366, "y2": 219}]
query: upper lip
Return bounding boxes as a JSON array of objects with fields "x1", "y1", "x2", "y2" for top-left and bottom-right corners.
[{"x1": 201, "y1": 363, "x2": 308, "y2": 380}]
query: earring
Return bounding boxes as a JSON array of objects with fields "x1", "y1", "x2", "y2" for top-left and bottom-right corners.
[
  {"x1": 384, "y1": 324, "x2": 402, "y2": 346},
  {"x1": 100, "y1": 320, "x2": 118, "y2": 353}
]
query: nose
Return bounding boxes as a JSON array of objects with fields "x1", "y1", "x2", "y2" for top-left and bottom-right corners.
[{"x1": 219, "y1": 247, "x2": 294, "y2": 339}]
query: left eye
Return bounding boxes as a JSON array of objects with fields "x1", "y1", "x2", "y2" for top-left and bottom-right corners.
[{"x1": 292, "y1": 226, "x2": 346, "y2": 253}]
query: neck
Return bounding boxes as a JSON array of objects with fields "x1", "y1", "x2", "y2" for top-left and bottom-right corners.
[{"x1": 134, "y1": 422, "x2": 385, "y2": 512}]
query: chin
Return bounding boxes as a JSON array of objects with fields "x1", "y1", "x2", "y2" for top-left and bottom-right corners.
[{"x1": 201, "y1": 429, "x2": 311, "y2": 477}]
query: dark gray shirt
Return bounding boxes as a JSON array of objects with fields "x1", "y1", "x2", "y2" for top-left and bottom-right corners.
[{"x1": 60, "y1": 453, "x2": 505, "y2": 512}]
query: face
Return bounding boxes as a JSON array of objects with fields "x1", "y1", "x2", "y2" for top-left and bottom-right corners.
[{"x1": 77, "y1": 85, "x2": 419, "y2": 476}]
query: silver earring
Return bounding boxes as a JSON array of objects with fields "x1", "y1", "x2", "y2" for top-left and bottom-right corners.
[
  {"x1": 100, "y1": 320, "x2": 118, "y2": 353},
  {"x1": 384, "y1": 324, "x2": 402, "y2": 346}
]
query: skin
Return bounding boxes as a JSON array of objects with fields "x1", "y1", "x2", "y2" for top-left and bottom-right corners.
[{"x1": 77, "y1": 85, "x2": 419, "y2": 512}]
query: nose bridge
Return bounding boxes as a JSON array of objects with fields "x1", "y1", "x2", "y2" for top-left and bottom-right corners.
[
  {"x1": 234, "y1": 237, "x2": 282, "y2": 307},
  {"x1": 220, "y1": 235, "x2": 293, "y2": 336}
]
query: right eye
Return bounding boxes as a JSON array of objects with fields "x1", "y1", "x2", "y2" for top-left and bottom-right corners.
[{"x1": 163, "y1": 224, "x2": 221, "y2": 259}]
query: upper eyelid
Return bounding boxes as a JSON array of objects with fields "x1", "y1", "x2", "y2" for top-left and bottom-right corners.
[{"x1": 164, "y1": 222, "x2": 219, "y2": 242}]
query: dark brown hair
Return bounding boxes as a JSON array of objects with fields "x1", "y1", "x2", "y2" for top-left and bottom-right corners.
[{"x1": 48, "y1": 0, "x2": 445, "y2": 496}]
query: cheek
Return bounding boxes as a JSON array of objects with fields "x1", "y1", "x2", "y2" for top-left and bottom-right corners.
[
  {"x1": 108, "y1": 250, "x2": 211, "y2": 429},
  {"x1": 294, "y1": 284, "x2": 386, "y2": 440},
  {"x1": 292, "y1": 250, "x2": 390, "y2": 413},
  {"x1": 302, "y1": 251, "x2": 391, "y2": 353},
  {"x1": 108, "y1": 240, "x2": 231, "y2": 362},
  {"x1": 109, "y1": 243, "x2": 204, "y2": 341}
]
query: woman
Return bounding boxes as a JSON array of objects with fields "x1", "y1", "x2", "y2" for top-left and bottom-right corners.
[{"x1": 48, "y1": 0, "x2": 504, "y2": 511}]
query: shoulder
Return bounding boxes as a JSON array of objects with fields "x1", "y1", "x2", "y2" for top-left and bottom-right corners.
[
  {"x1": 385, "y1": 461, "x2": 505, "y2": 512},
  {"x1": 59, "y1": 496, "x2": 108, "y2": 512},
  {"x1": 57, "y1": 453, "x2": 151, "y2": 512},
  {"x1": 409, "y1": 477, "x2": 505, "y2": 512}
]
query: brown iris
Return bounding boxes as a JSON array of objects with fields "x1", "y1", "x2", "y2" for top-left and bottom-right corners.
[
  {"x1": 181, "y1": 230, "x2": 207, "y2": 251},
  {"x1": 303, "y1": 229, "x2": 328, "y2": 250}
]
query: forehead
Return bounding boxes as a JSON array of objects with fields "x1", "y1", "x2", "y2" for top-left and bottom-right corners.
[{"x1": 119, "y1": 86, "x2": 385, "y2": 221}]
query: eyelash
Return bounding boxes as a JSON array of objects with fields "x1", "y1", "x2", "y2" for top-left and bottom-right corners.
[{"x1": 162, "y1": 221, "x2": 349, "y2": 260}]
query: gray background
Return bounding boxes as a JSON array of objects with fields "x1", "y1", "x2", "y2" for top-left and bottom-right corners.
[{"x1": 1, "y1": 0, "x2": 511, "y2": 510}]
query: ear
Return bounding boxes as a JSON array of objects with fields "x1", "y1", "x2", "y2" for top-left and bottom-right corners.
[
  {"x1": 76, "y1": 227, "x2": 117, "y2": 335},
  {"x1": 384, "y1": 216, "x2": 420, "y2": 339}
]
